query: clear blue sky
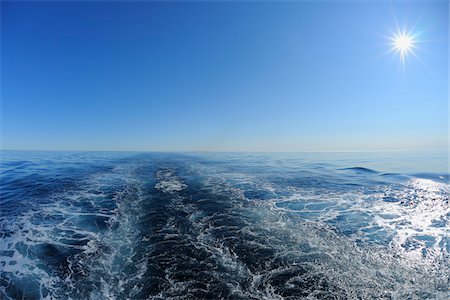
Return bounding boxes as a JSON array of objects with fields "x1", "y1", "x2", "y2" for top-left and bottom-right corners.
[{"x1": 1, "y1": 1, "x2": 448, "y2": 151}]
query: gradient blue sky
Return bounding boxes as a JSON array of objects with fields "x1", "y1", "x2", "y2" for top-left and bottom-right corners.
[{"x1": 1, "y1": 1, "x2": 448, "y2": 151}]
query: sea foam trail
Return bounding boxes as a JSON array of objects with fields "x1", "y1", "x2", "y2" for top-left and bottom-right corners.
[
  {"x1": 129, "y1": 165, "x2": 449, "y2": 299},
  {"x1": 1, "y1": 151, "x2": 449, "y2": 299}
]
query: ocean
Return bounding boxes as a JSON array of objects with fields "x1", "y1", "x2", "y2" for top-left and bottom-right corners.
[{"x1": 0, "y1": 150, "x2": 449, "y2": 299}]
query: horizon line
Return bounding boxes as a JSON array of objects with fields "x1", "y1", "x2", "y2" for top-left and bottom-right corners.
[{"x1": 1, "y1": 148, "x2": 448, "y2": 153}]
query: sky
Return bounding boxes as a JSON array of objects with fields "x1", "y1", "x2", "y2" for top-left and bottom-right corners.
[{"x1": 1, "y1": 1, "x2": 448, "y2": 152}]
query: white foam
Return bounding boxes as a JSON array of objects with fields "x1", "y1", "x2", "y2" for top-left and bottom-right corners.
[
  {"x1": 155, "y1": 169, "x2": 187, "y2": 194},
  {"x1": 0, "y1": 164, "x2": 148, "y2": 299}
]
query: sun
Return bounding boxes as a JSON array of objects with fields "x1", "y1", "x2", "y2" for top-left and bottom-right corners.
[
  {"x1": 390, "y1": 30, "x2": 416, "y2": 65},
  {"x1": 394, "y1": 33, "x2": 413, "y2": 53}
]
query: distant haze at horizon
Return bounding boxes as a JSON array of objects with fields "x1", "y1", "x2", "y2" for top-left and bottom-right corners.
[{"x1": 1, "y1": 1, "x2": 448, "y2": 152}]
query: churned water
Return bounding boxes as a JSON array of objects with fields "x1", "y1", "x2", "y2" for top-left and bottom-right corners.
[{"x1": 0, "y1": 151, "x2": 449, "y2": 299}]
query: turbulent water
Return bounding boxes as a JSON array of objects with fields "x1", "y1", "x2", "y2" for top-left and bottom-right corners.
[{"x1": 1, "y1": 151, "x2": 449, "y2": 299}]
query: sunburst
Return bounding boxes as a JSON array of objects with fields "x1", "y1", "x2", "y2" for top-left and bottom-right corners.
[{"x1": 390, "y1": 30, "x2": 417, "y2": 65}]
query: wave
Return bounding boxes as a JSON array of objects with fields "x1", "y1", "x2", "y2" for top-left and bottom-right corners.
[{"x1": 338, "y1": 167, "x2": 379, "y2": 173}]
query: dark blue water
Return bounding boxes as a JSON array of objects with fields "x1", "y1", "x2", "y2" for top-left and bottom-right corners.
[{"x1": 1, "y1": 151, "x2": 449, "y2": 299}]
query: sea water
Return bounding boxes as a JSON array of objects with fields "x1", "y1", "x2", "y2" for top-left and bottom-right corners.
[{"x1": 0, "y1": 151, "x2": 449, "y2": 299}]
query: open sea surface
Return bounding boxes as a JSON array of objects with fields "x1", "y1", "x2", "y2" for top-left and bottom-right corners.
[{"x1": 0, "y1": 151, "x2": 449, "y2": 299}]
